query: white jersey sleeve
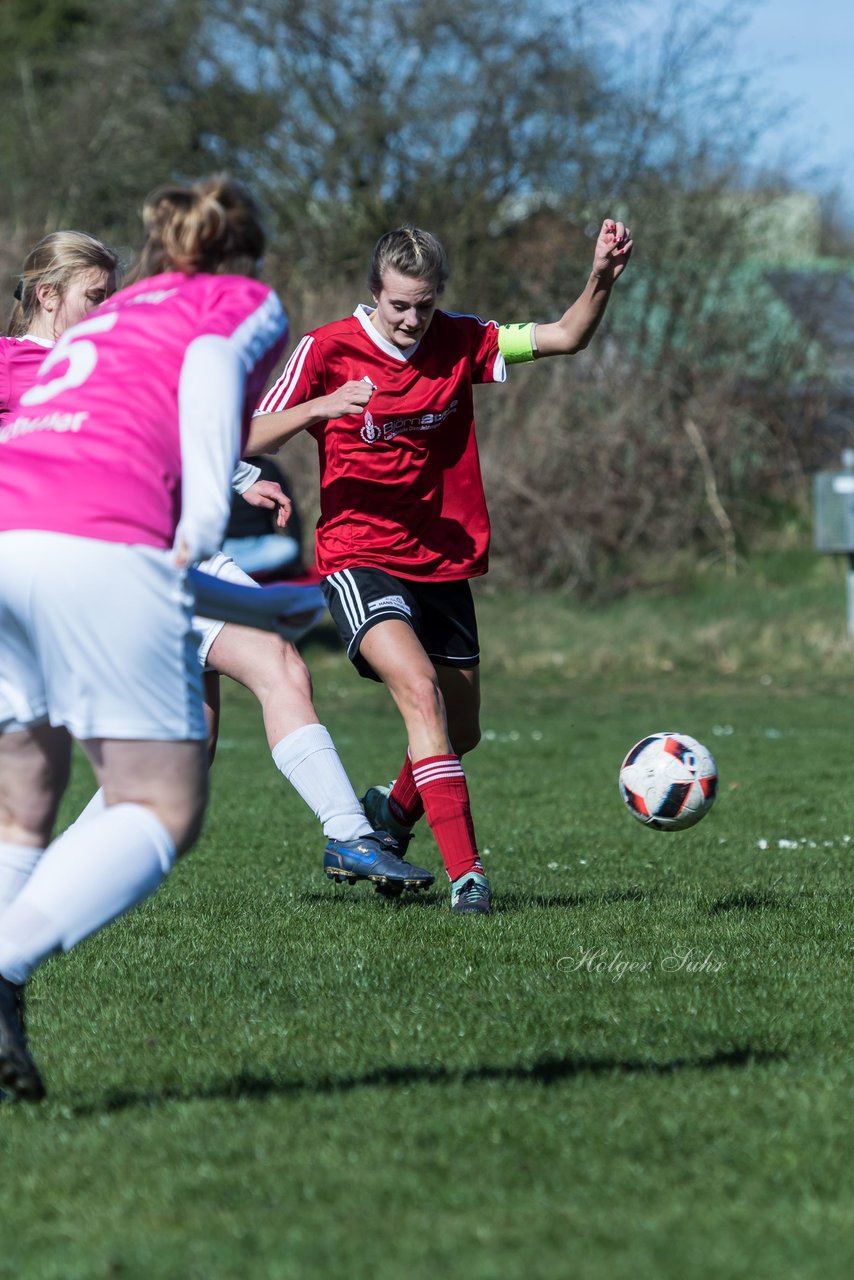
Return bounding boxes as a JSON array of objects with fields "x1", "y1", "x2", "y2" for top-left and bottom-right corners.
[
  {"x1": 174, "y1": 334, "x2": 245, "y2": 564},
  {"x1": 231, "y1": 459, "x2": 262, "y2": 494}
]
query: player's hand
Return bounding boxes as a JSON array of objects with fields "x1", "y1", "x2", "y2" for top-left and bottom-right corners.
[
  {"x1": 241, "y1": 479, "x2": 292, "y2": 529},
  {"x1": 321, "y1": 379, "x2": 375, "y2": 419},
  {"x1": 172, "y1": 526, "x2": 211, "y2": 567},
  {"x1": 592, "y1": 218, "x2": 633, "y2": 282},
  {"x1": 173, "y1": 534, "x2": 191, "y2": 569}
]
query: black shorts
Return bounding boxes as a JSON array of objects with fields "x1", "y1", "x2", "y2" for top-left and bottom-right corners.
[{"x1": 321, "y1": 568, "x2": 480, "y2": 681}]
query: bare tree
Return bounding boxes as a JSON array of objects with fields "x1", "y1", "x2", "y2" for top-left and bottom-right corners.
[{"x1": 0, "y1": 0, "x2": 842, "y2": 589}]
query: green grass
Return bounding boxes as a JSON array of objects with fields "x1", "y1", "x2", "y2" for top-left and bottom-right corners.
[{"x1": 2, "y1": 551, "x2": 853, "y2": 1279}]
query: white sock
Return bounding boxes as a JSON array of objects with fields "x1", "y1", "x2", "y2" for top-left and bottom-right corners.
[
  {"x1": 271, "y1": 724, "x2": 372, "y2": 841},
  {"x1": 68, "y1": 786, "x2": 107, "y2": 829},
  {"x1": 0, "y1": 803, "x2": 176, "y2": 985},
  {"x1": 0, "y1": 840, "x2": 44, "y2": 914}
]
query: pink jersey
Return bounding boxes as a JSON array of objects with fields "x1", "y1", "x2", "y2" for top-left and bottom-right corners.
[
  {"x1": 0, "y1": 273, "x2": 287, "y2": 550},
  {"x1": 0, "y1": 335, "x2": 52, "y2": 420},
  {"x1": 257, "y1": 306, "x2": 505, "y2": 581}
]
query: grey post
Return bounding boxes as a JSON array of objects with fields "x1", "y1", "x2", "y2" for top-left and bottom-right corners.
[{"x1": 814, "y1": 449, "x2": 854, "y2": 635}]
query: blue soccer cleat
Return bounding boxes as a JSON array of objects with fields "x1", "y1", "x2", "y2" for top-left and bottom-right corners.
[{"x1": 324, "y1": 831, "x2": 434, "y2": 895}]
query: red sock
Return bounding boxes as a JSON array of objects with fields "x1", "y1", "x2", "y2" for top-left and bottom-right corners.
[
  {"x1": 412, "y1": 754, "x2": 483, "y2": 882},
  {"x1": 388, "y1": 753, "x2": 424, "y2": 827}
]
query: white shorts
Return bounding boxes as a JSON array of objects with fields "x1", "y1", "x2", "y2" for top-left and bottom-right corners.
[
  {"x1": 194, "y1": 550, "x2": 257, "y2": 668},
  {"x1": 0, "y1": 531, "x2": 206, "y2": 740}
]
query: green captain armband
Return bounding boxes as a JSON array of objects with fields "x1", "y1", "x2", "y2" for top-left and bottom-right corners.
[{"x1": 498, "y1": 322, "x2": 538, "y2": 364}]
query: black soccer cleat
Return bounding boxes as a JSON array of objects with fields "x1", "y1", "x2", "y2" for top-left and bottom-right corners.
[
  {"x1": 361, "y1": 783, "x2": 416, "y2": 845},
  {"x1": 0, "y1": 975, "x2": 46, "y2": 1103},
  {"x1": 323, "y1": 831, "x2": 434, "y2": 893}
]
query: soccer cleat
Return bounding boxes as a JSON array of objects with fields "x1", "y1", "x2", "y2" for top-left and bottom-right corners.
[
  {"x1": 450, "y1": 871, "x2": 493, "y2": 915},
  {"x1": 361, "y1": 783, "x2": 414, "y2": 844},
  {"x1": 369, "y1": 831, "x2": 420, "y2": 897},
  {"x1": 323, "y1": 831, "x2": 434, "y2": 893},
  {"x1": 0, "y1": 976, "x2": 46, "y2": 1103}
]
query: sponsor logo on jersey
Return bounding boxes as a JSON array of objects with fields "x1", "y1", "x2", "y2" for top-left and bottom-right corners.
[
  {"x1": 0, "y1": 410, "x2": 89, "y2": 444},
  {"x1": 125, "y1": 288, "x2": 180, "y2": 307},
  {"x1": 359, "y1": 400, "x2": 458, "y2": 444},
  {"x1": 368, "y1": 594, "x2": 412, "y2": 615},
  {"x1": 360, "y1": 411, "x2": 381, "y2": 443}
]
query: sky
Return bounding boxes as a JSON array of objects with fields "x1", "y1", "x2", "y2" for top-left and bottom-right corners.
[
  {"x1": 629, "y1": 0, "x2": 854, "y2": 218},
  {"x1": 739, "y1": 0, "x2": 854, "y2": 211}
]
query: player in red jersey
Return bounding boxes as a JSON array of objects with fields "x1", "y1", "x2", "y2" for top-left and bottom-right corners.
[{"x1": 246, "y1": 218, "x2": 633, "y2": 914}]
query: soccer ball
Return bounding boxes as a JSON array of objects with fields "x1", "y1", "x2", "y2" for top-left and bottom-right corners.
[{"x1": 618, "y1": 732, "x2": 718, "y2": 831}]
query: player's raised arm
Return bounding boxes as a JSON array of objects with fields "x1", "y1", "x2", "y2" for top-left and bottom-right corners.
[{"x1": 533, "y1": 218, "x2": 633, "y2": 357}]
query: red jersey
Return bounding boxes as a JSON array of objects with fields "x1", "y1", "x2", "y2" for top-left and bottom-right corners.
[
  {"x1": 0, "y1": 335, "x2": 52, "y2": 421},
  {"x1": 257, "y1": 305, "x2": 507, "y2": 581}
]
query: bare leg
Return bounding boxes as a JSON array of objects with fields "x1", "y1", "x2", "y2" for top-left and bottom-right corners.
[
  {"x1": 0, "y1": 724, "x2": 72, "y2": 848},
  {"x1": 0, "y1": 736, "x2": 208, "y2": 992},
  {"x1": 207, "y1": 622, "x2": 372, "y2": 843},
  {"x1": 359, "y1": 621, "x2": 485, "y2": 891},
  {"x1": 0, "y1": 725, "x2": 73, "y2": 915},
  {"x1": 437, "y1": 665, "x2": 481, "y2": 757},
  {"x1": 206, "y1": 623, "x2": 318, "y2": 745},
  {"x1": 359, "y1": 619, "x2": 452, "y2": 759},
  {"x1": 204, "y1": 669, "x2": 221, "y2": 763},
  {"x1": 81, "y1": 737, "x2": 208, "y2": 854},
  {"x1": 379, "y1": 664, "x2": 480, "y2": 833}
]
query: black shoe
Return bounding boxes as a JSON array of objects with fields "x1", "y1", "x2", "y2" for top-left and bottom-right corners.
[
  {"x1": 0, "y1": 975, "x2": 46, "y2": 1102},
  {"x1": 361, "y1": 783, "x2": 415, "y2": 845}
]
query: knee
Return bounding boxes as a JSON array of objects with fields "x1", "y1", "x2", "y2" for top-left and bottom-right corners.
[
  {"x1": 257, "y1": 634, "x2": 313, "y2": 698},
  {"x1": 163, "y1": 785, "x2": 209, "y2": 857},
  {"x1": 399, "y1": 672, "x2": 446, "y2": 729},
  {"x1": 0, "y1": 813, "x2": 53, "y2": 848},
  {"x1": 275, "y1": 643, "x2": 314, "y2": 706},
  {"x1": 0, "y1": 765, "x2": 70, "y2": 847},
  {"x1": 140, "y1": 773, "x2": 208, "y2": 857},
  {"x1": 177, "y1": 796, "x2": 208, "y2": 856}
]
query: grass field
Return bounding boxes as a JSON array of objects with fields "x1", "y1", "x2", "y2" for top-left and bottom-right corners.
[{"x1": 1, "y1": 549, "x2": 853, "y2": 1279}]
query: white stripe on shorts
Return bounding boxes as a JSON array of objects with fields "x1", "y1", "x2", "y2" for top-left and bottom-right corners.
[{"x1": 326, "y1": 569, "x2": 368, "y2": 639}]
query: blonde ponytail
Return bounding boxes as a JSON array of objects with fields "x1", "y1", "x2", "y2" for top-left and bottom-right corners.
[{"x1": 129, "y1": 174, "x2": 267, "y2": 282}]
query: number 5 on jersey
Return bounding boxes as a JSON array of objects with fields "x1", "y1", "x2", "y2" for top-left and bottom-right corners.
[{"x1": 20, "y1": 311, "x2": 119, "y2": 408}]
